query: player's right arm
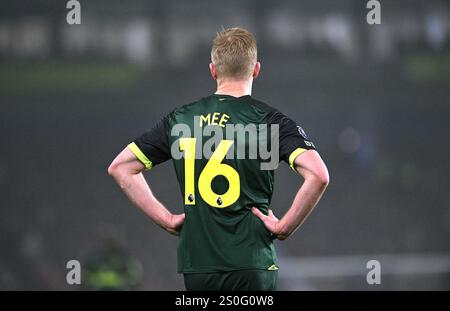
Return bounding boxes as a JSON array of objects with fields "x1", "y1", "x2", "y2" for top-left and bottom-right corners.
[
  {"x1": 252, "y1": 149, "x2": 328, "y2": 240},
  {"x1": 252, "y1": 110, "x2": 329, "y2": 240}
]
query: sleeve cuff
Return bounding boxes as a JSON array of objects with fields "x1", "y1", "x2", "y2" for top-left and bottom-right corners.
[
  {"x1": 288, "y1": 148, "x2": 307, "y2": 171},
  {"x1": 128, "y1": 142, "x2": 153, "y2": 170}
]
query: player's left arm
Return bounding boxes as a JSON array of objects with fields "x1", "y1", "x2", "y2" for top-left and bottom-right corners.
[
  {"x1": 108, "y1": 147, "x2": 185, "y2": 236},
  {"x1": 108, "y1": 112, "x2": 184, "y2": 236},
  {"x1": 252, "y1": 149, "x2": 329, "y2": 240}
]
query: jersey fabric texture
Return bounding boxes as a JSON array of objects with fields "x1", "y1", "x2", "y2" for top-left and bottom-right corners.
[{"x1": 129, "y1": 94, "x2": 316, "y2": 274}]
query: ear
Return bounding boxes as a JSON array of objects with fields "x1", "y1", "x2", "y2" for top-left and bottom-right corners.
[
  {"x1": 253, "y1": 61, "x2": 261, "y2": 79},
  {"x1": 209, "y1": 63, "x2": 218, "y2": 80}
]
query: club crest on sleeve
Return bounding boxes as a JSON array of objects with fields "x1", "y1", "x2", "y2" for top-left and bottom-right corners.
[{"x1": 296, "y1": 126, "x2": 308, "y2": 139}]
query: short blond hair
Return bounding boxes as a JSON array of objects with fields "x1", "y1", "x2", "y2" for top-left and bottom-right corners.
[{"x1": 211, "y1": 27, "x2": 257, "y2": 80}]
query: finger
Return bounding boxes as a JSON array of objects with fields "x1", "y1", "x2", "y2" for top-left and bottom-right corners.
[
  {"x1": 172, "y1": 213, "x2": 185, "y2": 224},
  {"x1": 176, "y1": 217, "x2": 185, "y2": 227},
  {"x1": 168, "y1": 228, "x2": 180, "y2": 236},
  {"x1": 251, "y1": 207, "x2": 266, "y2": 220},
  {"x1": 267, "y1": 209, "x2": 279, "y2": 221}
]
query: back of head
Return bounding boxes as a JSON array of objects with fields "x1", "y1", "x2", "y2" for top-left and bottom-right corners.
[{"x1": 211, "y1": 28, "x2": 257, "y2": 81}]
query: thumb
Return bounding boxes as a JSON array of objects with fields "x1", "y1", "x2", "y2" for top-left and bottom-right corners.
[
  {"x1": 268, "y1": 209, "x2": 278, "y2": 220},
  {"x1": 174, "y1": 213, "x2": 185, "y2": 224}
]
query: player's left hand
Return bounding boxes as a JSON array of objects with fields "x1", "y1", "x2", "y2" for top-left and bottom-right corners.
[
  {"x1": 251, "y1": 207, "x2": 287, "y2": 240},
  {"x1": 166, "y1": 213, "x2": 185, "y2": 236}
]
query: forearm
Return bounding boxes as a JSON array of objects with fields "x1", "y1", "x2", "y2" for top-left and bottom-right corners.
[
  {"x1": 112, "y1": 170, "x2": 172, "y2": 230},
  {"x1": 277, "y1": 177, "x2": 327, "y2": 239}
]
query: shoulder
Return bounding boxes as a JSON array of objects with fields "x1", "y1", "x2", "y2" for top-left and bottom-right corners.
[
  {"x1": 160, "y1": 97, "x2": 209, "y2": 126},
  {"x1": 247, "y1": 97, "x2": 278, "y2": 115},
  {"x1": 247, "y1": 97, "x2": 292, "y2": 124},
  {"x1": 170, "y1": 96, "x2": 210, "y2": 116}
]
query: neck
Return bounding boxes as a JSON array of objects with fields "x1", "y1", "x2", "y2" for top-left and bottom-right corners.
[{"x1": 215, "y1": 79, "x2": 253, "y2": 97}]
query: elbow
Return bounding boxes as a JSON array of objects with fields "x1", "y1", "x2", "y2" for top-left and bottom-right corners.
[
  {"x1": 316, "y1": 168, "x2": 330, "y2": 189},
  {"x1": 108, "y1": 162, "x2": 119, "y2": 177},
  {"x1": 108, "y1": 163, "x2": 128, "y2": 190}
]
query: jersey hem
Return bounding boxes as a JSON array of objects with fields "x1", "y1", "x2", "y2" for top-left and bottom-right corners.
[{"x1": 178, "y1": 265, "x2": 279, "y2": 274}]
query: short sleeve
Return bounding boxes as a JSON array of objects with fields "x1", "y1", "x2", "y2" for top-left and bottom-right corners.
[
  {"x1": 268, "y1": 111, "x2": 316, "y2": 170},
  {"x1": 128, "y1": 113, "x2": 172, "y2": 170}
]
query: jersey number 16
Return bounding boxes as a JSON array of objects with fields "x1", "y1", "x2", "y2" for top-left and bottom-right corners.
[{"x1": 179, "y1": 138, "x2": 240, "y2": 208}]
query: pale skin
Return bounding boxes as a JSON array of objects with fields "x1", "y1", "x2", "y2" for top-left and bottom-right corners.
[{"x1": 108, "y1": 60, "x2": 329, "y2": 239}]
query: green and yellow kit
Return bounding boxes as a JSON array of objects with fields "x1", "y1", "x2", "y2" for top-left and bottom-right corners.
[{"x1": 128, "y1": 94, "x2": 316, "y2": 285}]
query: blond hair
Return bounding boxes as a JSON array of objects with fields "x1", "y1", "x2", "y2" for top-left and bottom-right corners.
[{"x1": 211, "y1": 27, "x2": 257, "y2": 80}]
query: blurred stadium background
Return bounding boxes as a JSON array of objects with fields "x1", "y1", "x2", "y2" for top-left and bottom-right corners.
[{"x1": 0, "y1": 0, "x2": 449, "y2": 290}]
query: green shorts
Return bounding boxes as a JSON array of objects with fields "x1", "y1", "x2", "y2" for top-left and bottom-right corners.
[{"x1": 184, "y1": 269, "x2": 278, "y2": 291}]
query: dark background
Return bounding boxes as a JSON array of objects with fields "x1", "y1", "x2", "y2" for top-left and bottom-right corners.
[{"x1": 0, "y1": 0, "x2": 449, "y2": 290}]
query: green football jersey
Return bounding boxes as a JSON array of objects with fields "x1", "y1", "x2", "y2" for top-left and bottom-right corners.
[{"x1": 129, "y1": 94, "x2": 316, "y2": 273}]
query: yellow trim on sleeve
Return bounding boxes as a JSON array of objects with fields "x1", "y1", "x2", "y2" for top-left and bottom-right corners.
[
  {"x1": 288, "y1": 148, "x2": 307, "y2": 171},
  {"x1": 128, "y1": 142, "x2": 153, "y2": 170}
]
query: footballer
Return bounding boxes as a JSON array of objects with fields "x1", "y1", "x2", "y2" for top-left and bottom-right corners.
[{"x1": 108, "y1": 28, "x2": 329, "y2": 291}]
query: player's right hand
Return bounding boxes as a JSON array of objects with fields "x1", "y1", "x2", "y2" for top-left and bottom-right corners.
[{"x1": 251, "y1": 207, "x2": 287, "y2": 240}]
